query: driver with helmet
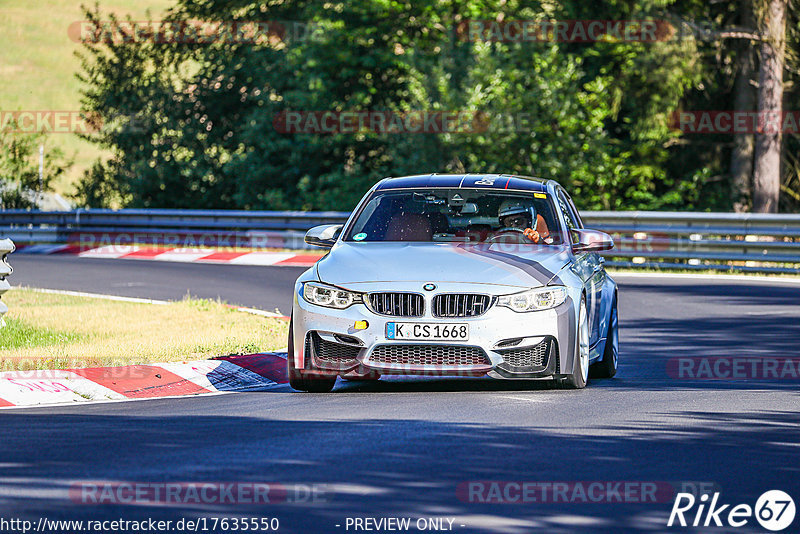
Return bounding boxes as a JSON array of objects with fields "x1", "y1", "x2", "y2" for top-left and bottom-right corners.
[{"x1": 497, "y1": 199, "x2": 551, "y2": 244}]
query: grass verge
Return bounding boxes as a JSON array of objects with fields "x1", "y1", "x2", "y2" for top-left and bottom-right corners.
[
  {"x1": 0, "y1": 0, "x2": 173, "y2": 196},
  {"x1": 0, "y1": 288, "x2": 288, "y2": 371}
]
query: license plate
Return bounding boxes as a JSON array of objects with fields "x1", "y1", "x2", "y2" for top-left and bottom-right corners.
[{"x1": 385, "y1": 322, "x2": 469, "y2": 341}]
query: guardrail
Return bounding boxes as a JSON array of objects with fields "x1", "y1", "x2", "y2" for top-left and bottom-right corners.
[
  {"x1": 584, "y1": 211, "x2": 800, "y2": 274},
  {"x1": 0, "y1": 209, "x2": 346, "y2": 251},
  {"x1": 0, "y1": 238, "x2": 14, "y2": 326},
  {"x1": 1, "y1": 209, "x2": 799, "y2": 274}
]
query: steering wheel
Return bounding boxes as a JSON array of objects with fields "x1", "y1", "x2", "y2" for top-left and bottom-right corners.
[{"x1": 486, "y1": 227, "x2": 536, "y2": 244}]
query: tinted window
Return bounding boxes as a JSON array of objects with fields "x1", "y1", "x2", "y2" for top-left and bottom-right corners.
[
  {"x1": 557, "y1": 192, "x2": 578, "y2": 231},
  {"x1": 345, "y1": 189, "x2": 566, "y2": 244},
  {"x1": 563, "y1": 192, "x2": 584, "y2": 228}
]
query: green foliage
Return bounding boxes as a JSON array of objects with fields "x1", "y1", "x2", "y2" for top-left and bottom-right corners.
[
  {"x1": 72, "y1": 0, "x2": 795, "y2": 212},
  {"x1": 0, "y1": 123, "x2": 72, "y2": 209}
]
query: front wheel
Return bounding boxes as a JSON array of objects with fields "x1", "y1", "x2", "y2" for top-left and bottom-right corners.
[
  {"x1": 287, "y1": 318, "x2": 337, "y2": 393},
  {"x1": 560, "y1": 295, "x2": 589, "y2": 389}
]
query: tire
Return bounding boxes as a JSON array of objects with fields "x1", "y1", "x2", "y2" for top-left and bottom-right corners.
[
  {"x1": 287, "y1": 318, "x2": 336, "y2": 393},
  {"x1": 590, "y1": 294, "x2": 618, "y2": 379},
  {"x1": 560, "y1": 295, "x2": 589, "y2": 389}
]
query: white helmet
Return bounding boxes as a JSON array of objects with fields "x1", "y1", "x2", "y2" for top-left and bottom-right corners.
[{"x1": 498, "y1": 199, "x2": 536, "y2": 226}]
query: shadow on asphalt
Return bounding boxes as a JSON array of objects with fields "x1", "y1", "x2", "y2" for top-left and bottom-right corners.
[
  {"x1": 608, "y1": 280, "x2": 800, "y2": 392},
  {"x1": 0, "y1": 410, "x2": 798, "y2": 533},
  {"x1": 334, "y1": 376, "x2": 564, "y2": 393},
  {"x1": 323, "y1": 279, "x2": 800, "y2": 394},
  {"x1": 330, "y1": 374, "x2": 800, "y2": 393},
  {"x1": 619, "y1": 280, "x2": 800, "y2": 307}
]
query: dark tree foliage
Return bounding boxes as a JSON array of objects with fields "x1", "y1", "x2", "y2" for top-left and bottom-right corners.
[{"x1": 74, "y1": 0, "x2": 798, "y2": 212}]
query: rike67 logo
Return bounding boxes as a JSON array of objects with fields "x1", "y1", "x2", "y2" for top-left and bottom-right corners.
[{"x1": 668, "y1": 490, "x2": 796, "y2": 531}]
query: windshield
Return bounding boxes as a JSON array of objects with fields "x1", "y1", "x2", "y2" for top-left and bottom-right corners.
[{"x1": 344, "y1": 189, "x2": 566, "y2": 245}]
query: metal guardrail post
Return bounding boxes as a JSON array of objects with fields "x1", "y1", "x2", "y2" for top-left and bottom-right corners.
[{"x1": 0, "y1": 238, "x2": 14, "y2": 327}]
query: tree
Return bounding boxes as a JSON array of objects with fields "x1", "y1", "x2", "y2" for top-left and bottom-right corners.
[
  {"x1": 752, "y1": 0, "x2": 788, "y2": 212},
  {"x1": 75, "y1": 0, "x2": 793, "y2": 212},
  {"x1": 730, "y1": 0, "x2": 757, "y2": 212},
  {"x1": 0, "y1": 122, "x2": 72, "y2": 209}
]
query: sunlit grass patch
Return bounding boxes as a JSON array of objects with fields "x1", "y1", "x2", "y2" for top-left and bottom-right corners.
[
  {"x1": 0, "y1": 318, "x2": 83, "y2": 350},
  {"x1": 0, "y1": 288, "x2": 288, "y2": 371}
]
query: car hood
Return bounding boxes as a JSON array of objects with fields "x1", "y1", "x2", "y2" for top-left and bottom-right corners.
[{"x1": 316, "y1": 242, "x2": 572, "y2": 290}]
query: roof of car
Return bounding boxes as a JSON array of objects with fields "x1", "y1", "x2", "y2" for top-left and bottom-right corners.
[{"x1": 375, "y1": 174, "x2": 551, "y2": 193}]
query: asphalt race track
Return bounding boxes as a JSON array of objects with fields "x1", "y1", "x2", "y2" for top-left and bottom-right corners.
[
  {"x1": 3, "y1": 255, "x2": 800, "y2": 532},
  {"x1": 10, "y1": 255, "x2": 300, "y2": 314}
]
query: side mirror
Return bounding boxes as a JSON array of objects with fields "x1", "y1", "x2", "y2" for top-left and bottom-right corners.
[
  {"x1": 304, "y1": 224, "x2": 343, "y2": 248},
  {"x1": 571, "y1": 229, "x2": 614, "y2": 253}
]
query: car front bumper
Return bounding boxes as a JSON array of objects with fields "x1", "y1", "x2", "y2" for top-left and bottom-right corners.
[{"x1": 291, "y1": 280, "x2": 578, "y2": 380}]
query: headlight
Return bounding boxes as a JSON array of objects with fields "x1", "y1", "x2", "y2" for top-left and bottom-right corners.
[
  {"x1": 302, "y1": 282, "x2": 363, "y2": 309},
  {"x1": 497, "y1": 286, "x2": 568, "y2": 312}
]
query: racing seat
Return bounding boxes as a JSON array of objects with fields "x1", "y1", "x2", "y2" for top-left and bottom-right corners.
[{"x1": 385, "y1": 213, "x2": 432, "y2": 241}]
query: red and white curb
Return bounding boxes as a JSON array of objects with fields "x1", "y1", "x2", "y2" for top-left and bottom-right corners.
[
  {"x1": 0, "y1": 352, "x2": 289, "y2": 409},
  {"x1": 15, "y1": 244, "x2": 324, "y2": 267}
]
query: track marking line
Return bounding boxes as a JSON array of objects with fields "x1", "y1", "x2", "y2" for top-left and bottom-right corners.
[
  {"x1": 12, "y1": 288, "x2": 290, "y2": 319},
  {"x1": 16, "y1": 287, "x2": 170, "y2": 305},
  {"x1": 492, "y1": 395, "x2": 549, "y2": 403}
]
